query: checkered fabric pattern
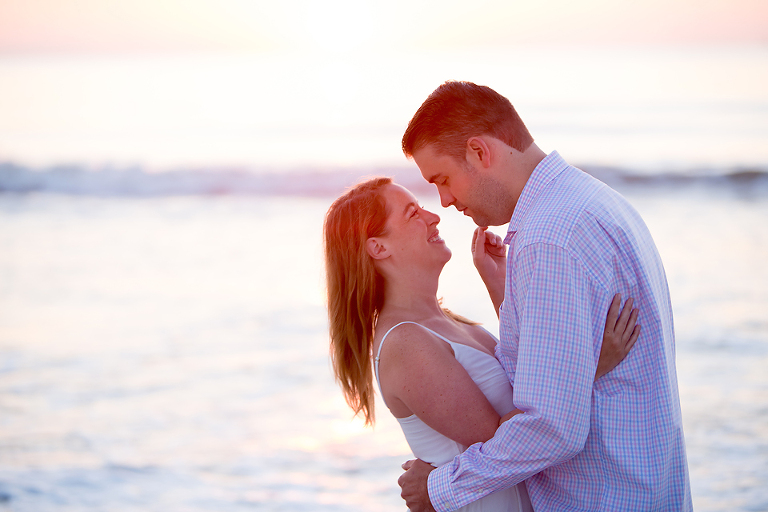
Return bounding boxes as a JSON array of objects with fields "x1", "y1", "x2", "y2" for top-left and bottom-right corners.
[{"x1": 428, "y1": 152, "x2": 692, "y2": 511}]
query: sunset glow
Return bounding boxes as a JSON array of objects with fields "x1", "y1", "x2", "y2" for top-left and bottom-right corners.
[
  {"x1": 0, "y1": 0, "x2": 766, "y2": 169},
  {"x1": 0, "y1": 0, "x2": 766, "y2": 55}
]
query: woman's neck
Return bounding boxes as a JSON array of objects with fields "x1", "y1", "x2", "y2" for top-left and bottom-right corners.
[{"x1": 380, "y1": 271, "x2": 444, "y2": 320}]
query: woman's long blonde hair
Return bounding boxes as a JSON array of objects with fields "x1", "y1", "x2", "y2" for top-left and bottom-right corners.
[{"x1": 323, "y1": 177, "x2": 392, "y2": 425}]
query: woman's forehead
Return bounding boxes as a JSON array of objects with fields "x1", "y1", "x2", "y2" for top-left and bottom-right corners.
[{"x1": 384, "y1": 183, "x2": 417, "y2": 205}]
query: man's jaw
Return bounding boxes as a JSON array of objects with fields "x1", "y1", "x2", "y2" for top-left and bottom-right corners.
[{"x1": 460, "y1": 208, "x2": 489, "y2": 228}]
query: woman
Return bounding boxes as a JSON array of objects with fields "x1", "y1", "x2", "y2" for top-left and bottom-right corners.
[{"x1": 323, "y1": 177, "x2": 639, "y2": 511}]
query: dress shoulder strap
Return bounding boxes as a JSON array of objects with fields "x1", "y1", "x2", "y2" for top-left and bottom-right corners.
[
  {"x1": 374, "y1": 321, "x2": 415, "y2": 391},
  {"x1": 374, "y1": 321, "x2": 453, "y2": 405}
]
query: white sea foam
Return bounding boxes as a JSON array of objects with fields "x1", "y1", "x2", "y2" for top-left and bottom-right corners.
[{"x1": 1, "y1": 161, "x2": 767, "y2": 197}]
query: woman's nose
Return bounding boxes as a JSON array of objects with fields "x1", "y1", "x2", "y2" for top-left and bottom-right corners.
[{"x1": 425, "y1": 209, "x2": 440, "y2": 224}]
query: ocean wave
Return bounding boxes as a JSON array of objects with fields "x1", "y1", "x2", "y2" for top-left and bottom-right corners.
[{"x1": 1, "y1": 162, "x2": 767, "y2": 197}]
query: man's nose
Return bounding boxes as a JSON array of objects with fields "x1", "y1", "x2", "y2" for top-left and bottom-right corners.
[{"x1": 438, "y1": 188, "x2": 455, "y2": 208}]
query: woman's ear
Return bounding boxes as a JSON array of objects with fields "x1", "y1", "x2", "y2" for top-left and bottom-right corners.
[{"x1": 366, "y1": 237, "x2": 390, "y2": 260}]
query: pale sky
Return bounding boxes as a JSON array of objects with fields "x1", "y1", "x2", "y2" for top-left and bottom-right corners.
[
  {"x1": 1, "y1": 0, "x2": 766, "y2": 169},
  {"x1": 1, "y1": 0, "x2": 766, "y2": 54}
]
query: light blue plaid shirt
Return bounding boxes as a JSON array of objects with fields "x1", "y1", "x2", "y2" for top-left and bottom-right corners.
[{"x1": 428, "y1": 152, "x2": 692, "y2": 511}]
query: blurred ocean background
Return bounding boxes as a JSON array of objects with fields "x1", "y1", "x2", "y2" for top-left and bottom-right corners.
[{"x1": 1, "y1": 2, "x2": 768, "y2": 509}]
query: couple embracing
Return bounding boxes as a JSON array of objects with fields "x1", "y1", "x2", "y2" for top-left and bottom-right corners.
[{"x1": 324, "y1": 81, "x2": 692, "y2": 511}]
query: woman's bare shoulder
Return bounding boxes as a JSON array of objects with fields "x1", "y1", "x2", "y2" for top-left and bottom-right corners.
[{"x1": 374, "y1": 317, "x2": 453, "y2": 361}]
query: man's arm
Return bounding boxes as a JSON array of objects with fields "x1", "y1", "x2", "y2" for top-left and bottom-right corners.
[
  {"x1": 399, "y1": 286, "x2": 639, "y2": 511},
  {"x1": 425, "y1": 243, "x2": 600, "y2": 511}
]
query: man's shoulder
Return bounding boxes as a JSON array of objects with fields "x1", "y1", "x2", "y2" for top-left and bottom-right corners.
[
  {"x1": 515, "y1": 167, "x2": 615, "y2": 247},
  {"x1": 511, "y1": 168, "x2": 646, "y2": 286}
]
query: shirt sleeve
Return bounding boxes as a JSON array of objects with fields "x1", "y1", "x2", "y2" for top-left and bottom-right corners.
[{"x1": 428, "y1": 242, "x2": 600, "y2": 512}]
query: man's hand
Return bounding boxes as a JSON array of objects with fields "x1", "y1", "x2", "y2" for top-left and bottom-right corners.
[
  {"x1": 471, "y1": 227, "x2": 506, "y2": 316},
  {"x1": 398, "y1": 459, "x2": 436, "y2": 512}
]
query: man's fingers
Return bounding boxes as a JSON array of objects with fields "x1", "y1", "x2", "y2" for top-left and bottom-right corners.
[{"x1": 401, "y1": 459, "x2": 416, "y2": 471}]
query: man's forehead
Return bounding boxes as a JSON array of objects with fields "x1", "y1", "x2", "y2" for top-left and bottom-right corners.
[
  {"x1": 419, "y1": 167, "x2": 439, "y2": 183},
  {"x1": 412, "y1": 146, "x2": 446, "y2": 182},
  {"x1": 412, "y1": 143, "x2": 441, "y2": 161}
]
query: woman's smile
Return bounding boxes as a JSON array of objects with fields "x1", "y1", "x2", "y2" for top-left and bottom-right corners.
[{"x1": 428, "y1": 230, "x2": 444, "y2": 243}]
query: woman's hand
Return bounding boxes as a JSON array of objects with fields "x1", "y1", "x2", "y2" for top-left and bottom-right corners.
[
  {"x1": 596, "y1": 294, "x2": 640, "y2": 380},
  {"x1": 472, "y1": 227, "x2": 506, "y2": 316}
]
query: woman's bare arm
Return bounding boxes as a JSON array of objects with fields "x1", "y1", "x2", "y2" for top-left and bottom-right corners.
[
  {"x1": 382, "y1": 295, "x2": 640, "y2": 444},
  {"x1": 377, "y1": 323, "x2": 502, "y2": 447}
]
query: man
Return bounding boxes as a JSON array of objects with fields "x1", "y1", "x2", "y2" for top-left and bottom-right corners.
[{"x1": 397, "y1": 81, "x2": 692, "y2": 511}]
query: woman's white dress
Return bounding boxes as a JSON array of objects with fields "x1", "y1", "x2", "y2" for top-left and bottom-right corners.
[{"x1": 375, "y1": 321, "x2": 533, "y2": 512}]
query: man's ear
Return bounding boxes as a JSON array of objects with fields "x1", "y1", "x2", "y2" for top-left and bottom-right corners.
[
  {"x1": 466, "y1": 136, "x2": 493, "y2": 169},
  {"x1": 366, "y1": 237, "x2": 390, "y2": 260}
]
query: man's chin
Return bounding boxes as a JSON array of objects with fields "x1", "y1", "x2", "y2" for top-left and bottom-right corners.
[
  {"x1": 469, "y1": 214, "x2": 490, "y2": 227},
  {"x1": 464, "y1": 209, "x2": 502, "y2": 227},
  {"x1": 471, "y1": 214, "x2": 507, "y2": 227}
]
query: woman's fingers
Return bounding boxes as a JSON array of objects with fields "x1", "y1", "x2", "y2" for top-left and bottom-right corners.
[
  {"x1": 623, "y1": 308, "x2": 639, "y2": 344},
  {"x1": 615, "y1": 297, "x2": 634, "y2": 333},
  {"x1": 485, "y1": 231, "x2": 505, "y2": 257},
  {"x1": 472, "y1": 227, "x2": 486, "y2": 257},
  {"x1": 605, "y1": 293, "x2": 621, "y2": 332},
  {"x1": 626, "y1": 324, "x2": 641, "y2": 352},
  {"x1": 605, "y1": 294, "x2": 641, "y2": 351}
]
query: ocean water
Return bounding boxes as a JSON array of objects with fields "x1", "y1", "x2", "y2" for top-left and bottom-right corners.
[
  {"x1": 1, "y1": 43, "x2": 767, "y2": 511},
  {"x1": 0, "y1": 170, "x2": 767, "y2": 511}
]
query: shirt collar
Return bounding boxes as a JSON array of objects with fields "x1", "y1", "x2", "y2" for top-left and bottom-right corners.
[{"x1": 504, "y1": 151, "x2": 570, "y2": 244}]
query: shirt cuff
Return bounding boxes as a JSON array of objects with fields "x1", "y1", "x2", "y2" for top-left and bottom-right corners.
[{"x1": 427, "y1": 462, "x2": 461, "y2": 512}]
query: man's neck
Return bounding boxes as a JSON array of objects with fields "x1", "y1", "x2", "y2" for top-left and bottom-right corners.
[{"x1": 497, "y1": 142, "x2": 547, "y2": 219}]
